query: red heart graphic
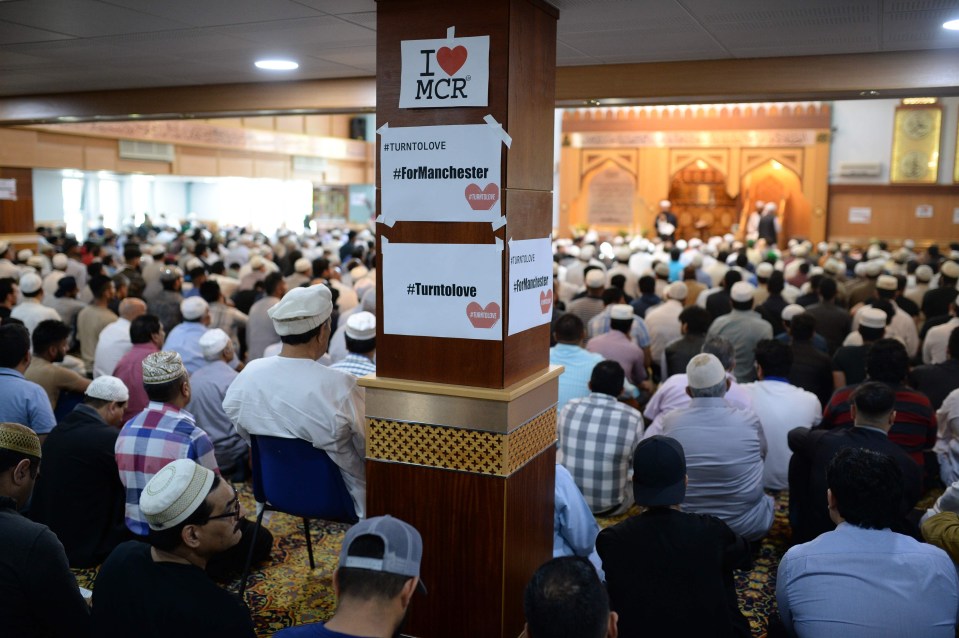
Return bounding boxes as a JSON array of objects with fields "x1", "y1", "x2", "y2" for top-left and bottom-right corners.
[
  {"x1": 540, "y1": 289, "x2": 553, "y2": 314},
  {"x1": 436, "y1": 45, "x2": 468, "y2": 76},
  {"x1": 466, "y1": 301, "x2": 500, "y2": 329},
  {"x1": 465, "y1": 183, "x2": 499, "y2": 211}
]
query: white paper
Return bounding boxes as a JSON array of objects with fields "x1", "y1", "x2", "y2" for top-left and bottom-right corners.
[
  {"x1": 953, "y1": 208, "x2": 959, "y2": 224},
  {"x1": 915, "y1": 204, "x2": 933, "y2": 218},
  {"x1": 507, "y1": 237, "x2": 554, "y2": 336},
  {"x1": 382, "y1": 240, "x2": 503, "y2": 341},
  {"x1": 399, "y1": 30, "x2": 489, "y2": 109},
  {"x1": 0, "y1": 178, "x2": 16, "y2": 201},
  {"x1": 848, "y1": 206, "x2": 871, "y2": 224},
  {"x1": 379, "y1": 121, "x2": 507, "y2": 224}
]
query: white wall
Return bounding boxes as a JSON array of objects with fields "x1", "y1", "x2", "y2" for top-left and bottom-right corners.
[
  {"x1": 830, "y1": 97, "x2": 959, "y2": 185},
  {"x1": 32, "y1": 169, "x2": 66, "y2": 223}
]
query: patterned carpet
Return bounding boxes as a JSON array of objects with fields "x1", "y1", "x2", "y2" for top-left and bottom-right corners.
[{"x1": 73, "y1": 483, "x2": 798, "y2": 637}]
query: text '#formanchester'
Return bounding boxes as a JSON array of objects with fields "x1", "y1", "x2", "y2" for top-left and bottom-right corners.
[
  {"x1": 392, "y1": 166, "x2": 490, "y2": 180},
  {"x1": 512, "y1": 276, "x2": 549, "y2": 293},
  {"x1": 406, "y1": 282, "x2": 478, "y2": 297}
]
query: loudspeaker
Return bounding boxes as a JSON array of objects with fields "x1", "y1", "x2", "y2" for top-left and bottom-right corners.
[{"x1": 349, "y1": 117, "x2": 367, "y2": 141}]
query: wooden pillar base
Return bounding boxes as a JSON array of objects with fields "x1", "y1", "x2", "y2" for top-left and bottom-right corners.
[{"x1": 360, "y1": 366, "x2": 561, "y2": 638}]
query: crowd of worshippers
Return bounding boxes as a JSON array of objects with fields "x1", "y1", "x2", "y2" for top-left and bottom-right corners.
[{"x1": 3, "y1": 219, "x2": 959, "y2": 637}]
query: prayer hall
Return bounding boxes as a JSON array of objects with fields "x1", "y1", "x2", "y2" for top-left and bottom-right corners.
[{"x1": 2, "y1": 2, "x2": 959, "y2": 637}]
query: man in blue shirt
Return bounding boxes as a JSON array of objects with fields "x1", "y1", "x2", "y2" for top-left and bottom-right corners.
[
  {"x1": 777, "y1": 447, "x2": 959, "y2": 637},
  {"x1": 549, "y1": 314, "x2": 603, "y2": 412},
  {"x1": 163, "y1": 297, "x2": 210, "y2": 375},
  {"x1": 0, "y1": 324, "x2": 56, "y2": 439}
]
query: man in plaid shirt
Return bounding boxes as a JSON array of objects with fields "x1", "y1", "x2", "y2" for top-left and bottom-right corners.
[{"x1": 558, "y1": 360, "x2": 645, "y2": 516}]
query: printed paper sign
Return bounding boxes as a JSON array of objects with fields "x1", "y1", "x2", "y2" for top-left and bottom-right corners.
[
  {"x1": 382, "y1": 239, "x2": 503, "y2": 341},
  {"x1": 0, "y1": 179, "x2": 16, "y2": 201},
  {"x1": 379, "y1": 119, "x2": 509, "y2": 224},
  {"x1": 507, "y1": 237, "x2": 554, "y2": 336},
  {"x1": 399, "y1": 27, "x2": 489, "y2": 108},
  {"x1": 915, "y1": 204, "x2": 933, "y2": 218},
  {"x1": 953, "y1": 208, "x2": 959, "y2": 224},
  {"x1": 848, "y1": 207, "x2": 871, "y2": 224}
]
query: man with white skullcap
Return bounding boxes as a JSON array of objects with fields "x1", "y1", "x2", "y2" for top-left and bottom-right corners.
[
  {"x1": 41, "y1": 253, "x2": 69, "y2": 298},
  {"x1": 92, "y1": 459, "x2": 256, "y2": 638},
  {"x1": 186, "y1": 329, "x2": 248, "y2": 478},
  {"x1": 644, "y1": 282, "x2": 687, "y2": 374},
  {"x1": 10, "y1": 271, "x2": 61, "y2": 337},
  {"x1": 0, "y1": 422, "x2": 92, "y2": 637},
  {"x1": 285, "y1": 257, "x2": 313, "y2": 290},
  {"x1": 660, "y1": 354, "x2": 774, "y2": 541},
  {"x1": 706, "y1": 281, "x2": 773, "y2": 382},
  {"x1": 30, "y1": 376, "x2": 131, "y2": 567},
  {"x1": 566, "y1": 269, "x2": 607, "y2": 327},
  {"x1": 655, "y1": 199, "x2": 678, "y2": 242},
  {"x1": 0, "y1": 240, "x2": 19, "y2": 279},
  {"x1": 224, "y1": 284, "x2": 367, "y2": 516},
  {"x1": 163, "y1": 296, "x2": 211, "y2": 375},
  {"x1": 329, "y1": 311, "x2": 377, "y2": 378}
]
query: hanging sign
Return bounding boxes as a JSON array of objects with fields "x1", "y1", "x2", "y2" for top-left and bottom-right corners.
[
  {"x1": 378, "y1": 115, "x2": 510, "y2": 225},
  {"x1": 381, "y1": 238, "x2": 503, "y2": 341},
  {"x1": 0, "y1": 179, "x2": 16, "y2": 201},
  {"x1": 507, "y1": 236, "x2": 554, "y2": 336},
  {"x1": 400, "y1": 27, "x2": 490, "y2": 108}
]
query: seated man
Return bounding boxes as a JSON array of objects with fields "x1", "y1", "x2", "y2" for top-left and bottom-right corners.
[
  {"x1": 788, "y1": 381, "x2": 922, "y2": 544},
  {"x1": 329, "y1": 311, "x2": 377, "y2": 378},
  {"x1": 586, "y1": 304, "x2": 647, "y2": 386},
  {"x1": 550, "y1": 313, "x2": 604, "y2": 412},
  {"x1": 29, "y1": 376, "x2": 130, "y2": 567},
  {"x1": 113, "y1": 314, "x2": 164, "y2": 422},
  {"x1": 778, "y1": 447, "x2": 958, "y2": 637},
  {"x1": 24, "y1": 319, "x2": 91, "y2": 416},
  {"x1": 275, "y1": 515, "x2": 426, "y2": 637},
  {"x1": 524, "y1": 556, "x2": 617, "y2": 638},
  {"x1": 163, "y1": 296, "x2": 210, "y2": 375},
  {"x1": 660, "y1": 353, "x2": 773, "y2": 541},
  {"x1": 0, "y1": 323, "x2": 56, "y2": 438},
  {"x1": 553, "y1": 463, "x2": 603, "y2": 579},
  {"x1": 92, "y1": 459, "x2": 256, "y2": 638},
  {"x1": 598, "y1": 436, "x2": 751, "y2": 638},
  {"x1": 558, "y1": 361, "x2": 644, "y2": 515},
  {"x1": 0, "y1": 422, "x2": 91, "y2": 638},
  {"x1": 224, "y1": 285, "x2": 366, "y2": 517}
]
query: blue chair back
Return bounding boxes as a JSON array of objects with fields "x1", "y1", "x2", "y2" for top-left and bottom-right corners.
[{"x1": 250, "y1": 435, "x2": 358, "y2": 524}]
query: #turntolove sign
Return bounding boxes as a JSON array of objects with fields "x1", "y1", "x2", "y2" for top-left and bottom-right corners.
[
  {"x1": 378, "y1": 118, "x2": 510, "y2": 224},
  {"x1": 381, "y1": 238, "x2": 503, "y2": 341},
  {"x1": 399, "y1": 27, "x2": 490, "y2": 108}
]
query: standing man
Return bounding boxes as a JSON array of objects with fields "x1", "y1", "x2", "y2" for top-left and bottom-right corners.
[
  {"x1": 655, "y1": 199, "x2": 678, "y2": 242},
  {"x1": 223, "y1": 285, "x2": 366, "y2": 517},
  {"x1": 757, "y1": 202, "x2": 780, "y2": 247}
]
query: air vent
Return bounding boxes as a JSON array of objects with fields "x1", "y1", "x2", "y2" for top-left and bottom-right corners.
[
  {"x1": 293, "y1": 156, "x2": 328, "y2": 173},
  {"x1": 118, "y1": 140, "x2": 175, "y2": 162},
  {"x1": 838, "y1": 162, "x2": 882, "y2": 177}
]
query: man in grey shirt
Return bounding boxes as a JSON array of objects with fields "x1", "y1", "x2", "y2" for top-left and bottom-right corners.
[
  {"x1": 245, "y1": 272, "x2": 286, "y2": 360},
  {"x1": 706, "y1": 281, "x2": 773, "y2": 382}
]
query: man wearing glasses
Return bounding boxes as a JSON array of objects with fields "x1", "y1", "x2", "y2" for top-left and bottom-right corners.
[{"x1": 92, "y1": 459, "x2": 256, "y2": 638}]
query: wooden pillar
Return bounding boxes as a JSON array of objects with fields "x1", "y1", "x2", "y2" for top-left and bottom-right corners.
[
  {"x1": 0, "y1": 168, "x2": 37, "y2": 249},
  {"x1": 363, "y1": 1, "x2": 559, "y2": 636}
]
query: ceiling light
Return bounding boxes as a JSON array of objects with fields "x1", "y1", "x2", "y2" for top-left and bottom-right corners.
[
  {"x1": 943, "y1": 19, "x2": 959, "y2": 30},
  {"x1": 255, "y1": 59, "x2": 299, "y2": 71}
]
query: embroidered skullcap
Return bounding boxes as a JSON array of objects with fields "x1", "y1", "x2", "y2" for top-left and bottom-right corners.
[
  {"x1": 585, "y1": 269, "x2": 605, "y2": 288},
  {"x1": 140, "y1": 459, "x2": 215, "y2": 531},
  {"x1": 610, "y1": 304, "x2": 633, "y2": 321},
  {"x1": 159, "y1": 266, "x2": 182, "y2": 282},
  {"x1": 345, "y1": 311, "x2": 376, "y2": 341},
  {"x1": 180, "y1": 296, "x2": 209, "y2": 321},
  {"x1": 142, "y1": 351, "x2": 187, "y2": 385},
  {"x1": 294, "y1": 258, "x2": 312, "y2": 273},
  {"x1": 199, "y1": 329, "x2": 230, "y2": 360},
  {"x1": 686, "y1": 354, "x2": 726, "y2": 389},
  {"x1": 730, "y1": 281, "x2": 755, "y2": 303},
  {"x1": 268, "y1": 284, "x2": 333, "y2": 336},
  {"x1": 85, "y1": 376, "x2": 129, "y2": 402},
  {"x1": 0, "y1": 422, "x2": 41, "y2": 458},
  {"x1": 19, "y1": 272, "x2": 42, "y2": 294},
  {"x1": 52, "y1": 254, "x2": 68, "y2": 269}
]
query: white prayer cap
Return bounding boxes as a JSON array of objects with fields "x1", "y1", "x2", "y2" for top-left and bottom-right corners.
[
  {"x1": 686, "y1": 353, "x2": 726, "y2": 389},
  {"x1": 140, "y1": 459, "x2": 215, "y2": 531},
  {"x1": 817, "y1": 242, "x2": 829, "y2": 253},
  {"x1": 866, "y1": 245, "x2": 882, "y2": 260},
  {"x1": 345, "y1": 311, "x2": 376, "y2": 341},
  {"x1": 180, "y1": 296, "x2": 209, "y2": 321},
  {"x1": 249, "y1": 256, "x2": 265, "y2": 270},
  {"x1": 689, "y1": 238, "x2": 702, "y2": 248},
  {"x1": 915, "y1": 265, "x2": 933, "y2": 282},
  {"x1": 659, "y1": 199, "x2": 671, "y2": 208},
  {"x1": 19, "y1": 272, "x2": 42, "y2": 294},
  {"x1": 756, "y1": 262, "x2": 774, "y2": 278},
  {"x1": 294, "y1": 257, "x2": 312, "y2": 273},
  {"x1": 27, "y1": 256, "x2": 44, "y2": 270},
  {"x1": 782, "y1": 285, "x2": 800, "y2": 304},
  {"x1": 0, "y1": 241, "x2": 8, "y2": 255},
  {"x1": 142, "y1": 351, "x2": 187, "y2": 385},
  {"x1": 199, "y1": 328, "x2": 231, "y2": 360},
  {"x1": 788, "y1": 239, "x2": 798, "y2": 248},
  {"x1": 904, "y1": 239, "x2": 916, "y2": 249},
  {"x1": 585, "y1": 269, "x2": 605, "y2": 288},
  {"x1": 730, "y1": 282, "x2": 755, "y2": 303},
  {"x1": 666, "y1": 282, "x2": 688, "y2": 300},
  {"x1": 864, "y1": 260, "x2": 884, "y2": 277},
  {"x1": 268, "y1": 284, "x2": 333, "y2": 336},
  {"x1": 853, "y1": 262, "x2": 867, "y2": 277},
  {"x1": 762, "y1": 202, "x2": 777, "y2": 214},
  {"x1": 823, "y1": 259, "x2": 843, "y2": 275},
  {"x1": 151, "y1": 244, "x2": 166, "y2": 257},
  {"x1": 580, "y1": 245, "x2": 596, "y2": 261},
  {"x1": 160, "y1": 266, "x2": 183, "y2": 282},
  {"x1": 17, "y1": 249, "x2": 33, "y2": 262},
  {"x1": 860, "y1": 307, "x2": 887, "y2": 329},
  {"x1": 654, "y1": 262, "x2": 670, "y2": 277},
  {"x1": 610, "y1": 304, "x2": 633, "y2": 321},
  {"x1": 86, "y1": 375, "x2": 129, "y2": 402},
  {"x1": 675, "y1": 239, "x2": 688, "y2": 251},
  {"x1": 566, "y1": 245, "x2": 581, "y2": 258},
  {"x1": 52, "y1": 254, "x2": 68, "y2": 269},
  {"x1": 614, "y1": 246, "x2": 631, "y2": 262},
  {"x1": 754, "y1": 200, "x2": 765, "y2": 208},
  {"x1": 351, "y1": 266, "x2": 370, "y2": 282},
  {"x1": 942, "y1": 261, "x2": 959, "y2": 279},
  {"x1": 781, "y1": 304, "x2": 805, "y2": 322},
  {"x1": 185, "y1": 257, "x2": 204, "y2": 271},
  {"x1": 809, "y1": 266, "x2": 824, "y2": 277},
  {"x1": 876, "y1": 275, "x2": 898, "y2": 291},
  {"x1": 691, "y1": 254, "x2": 704, "y2": 268}
]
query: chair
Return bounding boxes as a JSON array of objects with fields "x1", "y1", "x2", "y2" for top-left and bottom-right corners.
[{"x1": 239, "y1": 435, "x2": 359, "y2": 596}]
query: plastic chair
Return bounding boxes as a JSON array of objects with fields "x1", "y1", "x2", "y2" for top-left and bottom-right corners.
[{"x1": 239, "y1": 435, "x2": 359, "y2": 596}]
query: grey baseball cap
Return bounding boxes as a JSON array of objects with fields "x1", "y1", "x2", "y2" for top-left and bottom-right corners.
[{"x1": 340, "y1": 515, "x2": 427, "y2": 594}]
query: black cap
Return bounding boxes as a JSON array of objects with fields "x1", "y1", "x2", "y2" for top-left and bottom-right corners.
[
  {"x1": 55, "y1": 276, "x2": 77, "y2": 297},
  {"x1": 632, "y1": 436, "x2": 686, "y2": 507}
]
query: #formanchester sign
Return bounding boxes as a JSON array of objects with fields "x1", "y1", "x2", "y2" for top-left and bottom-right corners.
[
  {"x1": 378, "y1": 116, "x2": 511, "y2": 224},
  {"x1": 399, "y1": 27, "x2": 490, "y2": 108}
]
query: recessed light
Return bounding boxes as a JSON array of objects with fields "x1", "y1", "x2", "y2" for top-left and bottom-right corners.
[
  {"x1": 255, "y1": 59, "x2": 299, "y2": 71},
  {"x1": 944, "y1": 19, "x2": 959, "y2": 30}
]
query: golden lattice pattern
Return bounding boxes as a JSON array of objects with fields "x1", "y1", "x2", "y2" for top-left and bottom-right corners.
[{"x1": 367, "y1": 409, "x2": 556, "y2": 477}]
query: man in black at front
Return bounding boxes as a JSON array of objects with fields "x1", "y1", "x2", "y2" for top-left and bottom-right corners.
[{"x1": 524, "y1": 556, "x2": 618, "y2": 638}]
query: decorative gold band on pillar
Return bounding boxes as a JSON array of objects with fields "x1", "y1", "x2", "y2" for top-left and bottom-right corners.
[{"x1": 367, "y1": 408, "x2": 556, "y2": 477}]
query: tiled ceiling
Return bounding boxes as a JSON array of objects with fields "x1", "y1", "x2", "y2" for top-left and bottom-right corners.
[{"x1": 0, "y1": 0, "x2": 957, "y2": 97}]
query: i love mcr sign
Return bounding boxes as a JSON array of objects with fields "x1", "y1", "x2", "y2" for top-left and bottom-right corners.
[{"x1": 399, "y1": 27, "x2": 490, "y2": 108}]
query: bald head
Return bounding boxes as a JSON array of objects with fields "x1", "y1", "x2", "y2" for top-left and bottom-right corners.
[{"x1": 118, "y1": 297, "x2": 147, "y2": 321}]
